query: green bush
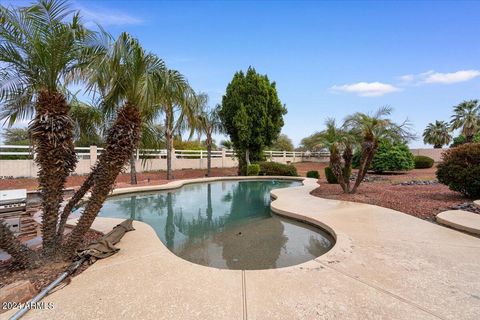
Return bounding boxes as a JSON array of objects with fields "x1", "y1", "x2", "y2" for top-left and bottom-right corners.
[
  {"x1": 257, "y1": 161, "x2": 298, "y2": 176},
  {"x1": 352, "y1": 151, "x2": 361, "y2": 169},
  {"x1": 414, "y1": 155, "x2": 434, "y2": 169},
  {"x1": 370, "y1": 140, "x2": 414, "y2": 172},
  {"x1": 352, "y1": 140, "x2": 415, "y2": 172},
  {"x1": 450, "y1": 132, "x2": 480, "y2": 147},
  {"x1": 324, "y1": 167, "x2": 337, "y2": 183},
  {"x1": 437, "y1": 143, "x2": 480, "y2": 198},
  {"x1": 306, "y1": 170, "x2": 320, "y2": 179},
  {"x1": 324, "y1": 166, "x2": 352, "y2": 184},
  {"x1": 246, "y1": 164, "x2": 260, "y2": 176}
]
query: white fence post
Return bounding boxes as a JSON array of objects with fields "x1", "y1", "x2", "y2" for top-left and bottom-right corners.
[
  {"x1": 283, "y1": 150, "x2": 287, "y2": 163},
  {"x1": 221, "y1": 148, "x2": 226, "y2": 168},
  {"x1": 90, "y1": 145, "x2": 97, "y2": 166}
]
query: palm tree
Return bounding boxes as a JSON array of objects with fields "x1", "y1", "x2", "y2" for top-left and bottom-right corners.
[
  {"x1": 316, "y1": 119, "x2": 356, "y2": 193},
  {"x1": 344, "y1": 107, "x2": 413, "y2": 194},
  {"x1": 0, "y1": 0, "x2": 90, "y2": 258},
  {"x1": 62, "y1": 33, "x2": 163, "y2": 255},
  {"x1": 195, "y1": 94, "x2": 223, "y2": 176},
  {"x1": 423, "y1": 120, "x2": 452, "y2": 148},
  {"x1": 450, "y1": 100, "x2": 480, "y2": 143},
  {"x1": 155, "y1": 69, "x2": 195, "y2": 180}
]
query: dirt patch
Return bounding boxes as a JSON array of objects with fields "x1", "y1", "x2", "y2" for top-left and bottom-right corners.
[{"x1": 0, "y1": 229, "x2": 103, "y2": 292}]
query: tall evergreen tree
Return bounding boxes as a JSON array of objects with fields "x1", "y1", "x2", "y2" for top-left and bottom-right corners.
[{"x1": 219, "y1": 67, "x2": 286, "y2": 174}]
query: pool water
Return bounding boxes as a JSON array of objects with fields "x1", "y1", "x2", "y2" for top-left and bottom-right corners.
[{"x1": 94, "y1": 180, "x2": 334, "y2": 270}]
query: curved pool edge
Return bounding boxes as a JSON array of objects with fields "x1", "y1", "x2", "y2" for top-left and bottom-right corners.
[
  {"x1": 107, "y1": 175, "x2": 340, "y2": 272},
  {"x1": 13, "y1": 176, "x2": 480, "y2": 319},
  {"x1": 109, "y1": 175, "x2": 305, "y2": 197}
]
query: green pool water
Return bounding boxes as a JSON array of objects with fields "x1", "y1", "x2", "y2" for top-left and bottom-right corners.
[{"x1": 95, "y1": 179, "x2": 334, "y2": 270}]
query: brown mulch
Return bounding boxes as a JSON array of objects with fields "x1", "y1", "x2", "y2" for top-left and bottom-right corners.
[
  {"x1": 310, "y1": 166, "x2": 469, "y2": 220},
  {"x1": 0, "y1": 229, "x2": 103, "y2": 292}
]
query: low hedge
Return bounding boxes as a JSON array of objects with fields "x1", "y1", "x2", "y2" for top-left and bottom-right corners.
[
  {"x1": 257, "y1": 161, "x2": 298, "y2": 176},
  {"x1": 306, "y1": 170, "x2": 320, "y2": 179},
  {"x1": 414, "y1": 155, "x2": 434, "y2": 169},
  {"x1": 246, "y1": 164, "x2": 260, "y2": 176}
]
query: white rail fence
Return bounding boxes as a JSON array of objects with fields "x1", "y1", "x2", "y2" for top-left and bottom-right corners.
[{"x1": 0, "y1": 145, "x2": 330, "y2": 178}]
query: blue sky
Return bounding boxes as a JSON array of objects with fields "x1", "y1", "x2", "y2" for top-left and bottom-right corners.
[{"x1": 2, "y1": 0, "x2": 480, "y2": 148}]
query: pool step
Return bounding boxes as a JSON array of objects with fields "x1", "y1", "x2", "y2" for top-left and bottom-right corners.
[{"x1": 436, "y1": 210, "x2": 480, "y2": 235}]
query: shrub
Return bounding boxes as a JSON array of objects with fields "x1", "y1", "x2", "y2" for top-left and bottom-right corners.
[
  {"x1": 352, "y1": 151, "x2": 361, "y2": 169},
  {"x1": 414, "y1": 155, "x2": 434, "y2": 169},
  {"x1": 450, "y1": 132, "x2": 480, "y2": 147},
  {"x1": 324, "y1": 167, "x2": 337, "y2": 183},
  {"x1": 257, "y1": 161, "x2": 298, "y2": 176},
  {"x1": 436, "y1": 143, "x2": 480, "y2": 198},
  {"x1": 306, "y1": 170, "x2": 320, "y2": 179},
  {"x1": 370, "y1": 140, "x2": 414, "y2": 172},
  {"x1": 325, "y1": 166, "x2": 352, "y2": 184},
  {"x1": 246, "y1": 164, "x2": 260, "y2": 176}
]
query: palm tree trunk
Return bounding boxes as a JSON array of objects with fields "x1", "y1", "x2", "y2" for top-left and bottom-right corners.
[
  {"x1": 329, "y1": 148, "x2": 347, "y2": 193},
  {"x1": 56, "y1": 172, "x2": 95, "y2": 242},
  {"x1": 165, "y1": 112, "x2": 174, "y2": 180},
  {"x1": 130, "y1": 153, "x2": 137, "y2": 184},
  {"x1": 63, "y1": 103, "x2": 141, "y2": 257},
  {"x1": 351, "y1": 140, "x2": 376, "y2": 194},
  {"x1": 207, "y1": 135, "x2": 212, "y2": 177},
  {"x1": 0, "y1": 222, "x2": 37, "y2": 269},
  {"x1": 166, "y1": 130, "x2": 173, "y2": 180},
  {"x1": 30, "y1": 90, "x2": 77, "y2": 255},
  {"x1": 342, "y1": 145, "x2": 353, "y2": 193}
]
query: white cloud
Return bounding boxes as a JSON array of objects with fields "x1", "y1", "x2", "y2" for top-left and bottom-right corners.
[
  {"x1": 76, "y1": 5, "x2": 144, "y2": 27},
  {"x1": 331, "y1": 82, "x2": 400, "y2": 97},
  {"x1": 399, "y1": 69, "x2": 480, "y2": 85},
  {"x1": 423, "y1": 70, "x2": 480, "y2": 84}
]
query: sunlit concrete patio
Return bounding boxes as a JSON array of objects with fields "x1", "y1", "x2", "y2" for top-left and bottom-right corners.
[{"x1": 4, "y1": 177, "x2": 480, "y2": 320}]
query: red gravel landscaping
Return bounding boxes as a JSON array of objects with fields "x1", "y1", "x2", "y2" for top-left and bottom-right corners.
[
  {"x1": 0, "y1": 167, "x2": 238, "y2": 191},
  {"x1": 310, "y1": 166, "x2": 469, "y2": 220}
]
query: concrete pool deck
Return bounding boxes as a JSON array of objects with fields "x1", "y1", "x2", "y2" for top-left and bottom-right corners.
[{"x1": 4, "y1": 177, "x2": 480, "y2": 319}]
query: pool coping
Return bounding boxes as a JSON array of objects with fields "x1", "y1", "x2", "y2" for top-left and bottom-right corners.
[{"x1": 7, "y1": 176, "x2": 480, "y2": 319}]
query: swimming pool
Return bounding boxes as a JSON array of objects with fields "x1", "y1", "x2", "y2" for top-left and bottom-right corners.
[{"x1": 94, "y1": 179, "x2": 334, "y2": 270}]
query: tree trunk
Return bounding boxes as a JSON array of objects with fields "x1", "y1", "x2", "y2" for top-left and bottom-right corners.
[
  {"x1": 56, "y1": 172, "x2": 95, "y2": 242},
  {"x1": 351, "y1": 140, "x2": 376, "y2": 194},
  {"x1": 63, "y1": 103, "x2": 141, "y2": 257},
  {"x1": 329, "y1": 147, "x2": 347, "y2": 193},
  {"x1": 245, "y1": 149, "x2": 251, "y2": 166},
  {"x1": 165, "y1": 112, "x2": 174, "y2": 180},
  {"x1": 29, "y1": 90, "x2": 77, "y2": 255},
  {"x1": 0, "y1": 222, "x2": 37, "y2": 269},
  {"x1": 166, "y1": 130, "x2": 173, "y2": 180},
  {"x1": 207, "y1": 135, "x2": 212, "y2": 177},
  {"x1": 342, "y1": 145, "x2": 353, "y2": 193},
  {"x1": 434, "y1": 144, "x2": 442, "y2": 149},
  {"x1": 130, "y1": 153, "x2": 137, "y2": 184}
]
